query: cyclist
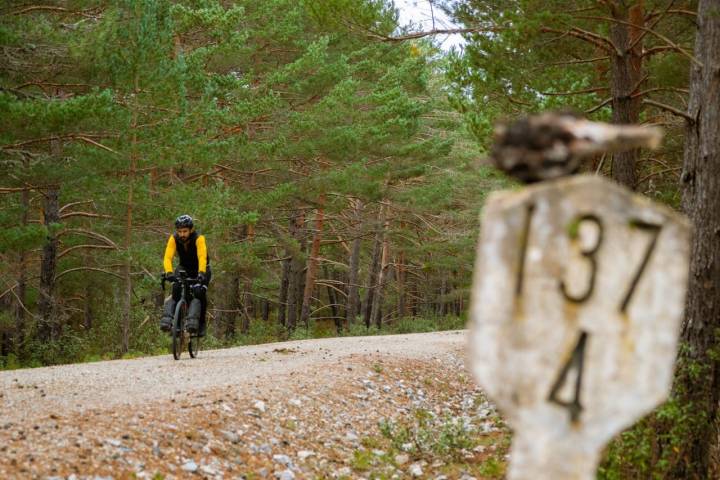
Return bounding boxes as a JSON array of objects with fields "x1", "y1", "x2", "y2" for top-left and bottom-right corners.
[{"x1": 160, "y1": 214, "x2": 211, "y2": 335}]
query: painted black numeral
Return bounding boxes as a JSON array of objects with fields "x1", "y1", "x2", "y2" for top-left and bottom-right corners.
[
  {"x1": 548, "y1": 331, "x2": 588, "y2": 422},
  {"x1": 559, "y1": 215, "x2": 603, "y2": 303},
  {"x1": 516, "y1": 203, "x2": 535, "y2": 297},
  {"x1": 619, "y1": 220, "x2": 663, "y2": 313}
]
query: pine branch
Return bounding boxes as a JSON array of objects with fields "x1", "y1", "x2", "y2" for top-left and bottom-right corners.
[
  {"x1": 59, "y1": 211, "x2": 113, "y2": 220},
  {"x1": 585, "y1": 97, "x2": 613, "y2": 114},
  {"x1": 631, "y1": 87, "x2": 689, "y2": 98},
  {"x1": 642, "y1": 98, "x2": 694, "y2": 122},
  {"x1": 540, "y1": 26, "x2": 617, "y2": 54},
  {"x1": 58, "y1": 244, "x2": 117, "y2": 259},
  {"x1": 575, "y1": 15, "x2": 702, "y2": 66},
  {"x1": 58, "y1": 228, "x2": 119, "y2": 249},
  {"x1": 534, "y1": 56, "x2": 609, "y2": 69},
  {"x1": 539, "y1": 86, "x2": 608, "y2": 96},
  {"x1": 55, "y1": 267, "x2": 124, "y2": 282}
]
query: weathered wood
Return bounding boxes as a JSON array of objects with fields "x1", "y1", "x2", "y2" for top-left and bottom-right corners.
[{"x1": 470, "y1": 175, "x2": 690, "y2": 480}]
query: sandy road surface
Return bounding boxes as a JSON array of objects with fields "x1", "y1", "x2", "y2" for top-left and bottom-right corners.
[
  {"x1": 0, "y1": 331, "x2": 466, "y2": 424},
  {"x1": 0, "y1": 331, "x2": 506, "y2": 480}
]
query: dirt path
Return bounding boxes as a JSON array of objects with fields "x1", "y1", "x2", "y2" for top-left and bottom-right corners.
[{"x1": 0, "y1": 331, "x2": 508, "y2": 480}]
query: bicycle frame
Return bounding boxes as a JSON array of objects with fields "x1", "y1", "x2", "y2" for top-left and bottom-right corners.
[{"x1": 163, "y1": 269, "x2": 201, "y2": 360}]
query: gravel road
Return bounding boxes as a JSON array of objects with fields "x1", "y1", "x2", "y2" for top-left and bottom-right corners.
[
  {"x1": 0, "y1": 330, "x2": 467, "y2": 424},
  {"x1": 0, "y1": 330, "x2": 508, "y2": 480}
]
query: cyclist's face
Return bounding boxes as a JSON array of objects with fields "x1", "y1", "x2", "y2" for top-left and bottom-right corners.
[{"x1": 176, "y1": 227, "x2": 192, "y2": 241}]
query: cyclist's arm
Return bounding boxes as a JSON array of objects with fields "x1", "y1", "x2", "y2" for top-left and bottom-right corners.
[
  {"x1": 163, "y1": 235, "x2": 176, "y2": 273},
  {"x1": 197, "y1": 235, "x2": 208, "y2": 273}
]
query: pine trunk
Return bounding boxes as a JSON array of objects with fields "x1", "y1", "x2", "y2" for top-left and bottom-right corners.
[
  {"x1": 323, "y1": 265, "x2": 341, "y2": 333},
  {"x1": 84, "y1": 284, "x2": 93, "y2": 331},
  {"x1": 668, "y1": 1, "x2": 720, "y2": 477},
  {"x1": 122, "y1": 77, "x2": 140, "y2": 354},
  {"x1": 371, "y1": 215, "x2": 390, "y2": 329},
  {"x1": 397, "y1": 250, "x2": 406, "y2": 318},
  {"x1": 345, "y1": 199, "x2": 364, "y2": 327},
  {"x1": 300, "y1": 196, "x2": 325, "y2": 328},
  {"x1": 278, "y1": 255, "x2": 291, "y2": 327},
  {"x1": 609, "y1": 1, "x2": 644, "y2": 189},
  {"x1": 286, "y1": 211, "x2": 305, "y2": 331},
  {"x1": 364, "y1": 205, "x2": 385, "y2": 328},
  {"x1": 14, "y1": 186, "x2": 29, "y2": 352},
  {"x1": 38, "y1": 186, "x2": 60, "y2": 342},
  {"x1": 225, "y1": 275, "x2": 240, "y2": 339}
]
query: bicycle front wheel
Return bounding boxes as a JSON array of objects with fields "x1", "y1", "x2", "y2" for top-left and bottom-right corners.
[
  {"x1": 188, "y1": 334, "x2": 200, "y2": 358},
  {"x1": 172, "y1": 300, "x2": 187, "y2": 360}
]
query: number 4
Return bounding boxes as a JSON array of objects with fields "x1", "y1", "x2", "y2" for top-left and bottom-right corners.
[{"x1": 548, "y1": 331, "x2": 588, "y2": 422}]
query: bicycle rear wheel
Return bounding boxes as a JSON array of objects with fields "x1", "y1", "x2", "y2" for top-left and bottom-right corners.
[{"x1": 172, "y1": 300, "x2": 187, "y2": 360}]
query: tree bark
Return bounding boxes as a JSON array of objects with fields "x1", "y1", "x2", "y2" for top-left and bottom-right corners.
[
  {"x1": 345, "y1": 199, "x2": 364, "y2": 328},
  {"x1": 300, "y1": 195, "x2": 325, "y2": 328},
  {"x1": 14, "y1": 185, "x2": 29, "y2": 352},
  {"x1": 84, "y1": 284, "x2": 94, "y2": 331},
  {"x1": 122, "y1": 75, "x2": 140, "y2": 354},
  {"x1": 371, "y1": 214, "x2": 390, "y2": 329},
  {"x1": 609, "y1": 1, "x2": 644, "y2": 189},
  {"x1": 224, "y1": 274, "x2": 240, "y2": 339},
  {"x1": 38, "y1": 186, "x2": 60, "y2": 342},
  {"x1": 364, "y1": 205, "x2": 385, "y2": 328},
  {"x1": 323, "y1": 265, "x2": 342, "y2": 333},
  {"x1": 278, "y1": 255, "x2": 291, "y2": 327},
  {"x1": 667, "y1": 1, "x2": 720, "y2": 477},
  {"x1": 286, "y1": 211, "x2": 306, "y2": 331},
  {"x1": 397, "y1": 250, "x2": 407, "y2": 318}
]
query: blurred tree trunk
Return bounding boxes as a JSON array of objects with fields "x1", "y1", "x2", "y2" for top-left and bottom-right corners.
[
  {"x1": 323, "y1": 265, "x2": 341, "y2": 333},
  {"x1": 241, "y1": 223, "x2": 256, "y2": 334},
  {"x1": 364, "y1": 205, "x2": 385, "y2": 328},
  {"x1": 84, "y1": 284, "x2": 93, "y2": 331},
  {"x1": 278, "y1": 255, "x2": 291, "y2": 327},
  {"x1": 38, "y1": 185, "x2": 60, "y2": 342},
  {"x1": 224, "y1": 275, "x2": 240, "y2": 339},
  {"x1": 122, "y1": 76, "x2": 140, "y2": 353},
  {"x1": 300, "y1": 195, "x2": 325, "y2": 328},
  {"x1": 262, "y1": 300, "x2": 270, "y2": 322},
  {"x1": 666, "y1": 1, "x2": 720, "y2": 477},
  {"x1": 287, "y1": 211, "x2": 305, "y2": 331},
  {"x1": 14, "y1": 185, "x2": 29, "y2": 352},
  {"x1": 609, "y1": 1, "x2": 644, "y2": 189},
  {"x1": 371, "y1": 214, "x2": 390, "y2": 329},
  {"x1": 397, "y1": 250, "x2": 407, "y2": 318},
  {"x1": 345, "y1": 199, "x2": 363, "y2": 328}
]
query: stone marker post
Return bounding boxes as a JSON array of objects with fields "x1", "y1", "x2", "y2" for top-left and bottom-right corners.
[{"x1": 469, "y1": 175, "x2": 691, "y2": 479}]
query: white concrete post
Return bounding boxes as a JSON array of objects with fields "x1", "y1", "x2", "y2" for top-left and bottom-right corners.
[{"x1": 469, "y1": 175, "x2": 691, "y2": 480}]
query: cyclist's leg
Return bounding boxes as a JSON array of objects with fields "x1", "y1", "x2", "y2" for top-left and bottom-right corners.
[
  {"x1": 200, "y1": 266, "x2": 211, "y2": 335},
  {"x1": 160, "y1": 281, "x2": 181, "y2": 331}
]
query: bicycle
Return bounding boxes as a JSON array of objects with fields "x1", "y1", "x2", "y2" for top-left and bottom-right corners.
[{"x1": 162, "y1": 269, "x2": 203, "y2": 360}]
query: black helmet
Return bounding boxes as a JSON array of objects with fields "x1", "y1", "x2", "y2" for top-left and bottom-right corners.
[{"x1": 174, "y1": 214, "x2": 194, "y2": 229}]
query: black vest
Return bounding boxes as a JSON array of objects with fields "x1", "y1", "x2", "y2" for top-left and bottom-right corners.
[{"x1": 173, "y1": 231, "x2": 209, "y2": 275}]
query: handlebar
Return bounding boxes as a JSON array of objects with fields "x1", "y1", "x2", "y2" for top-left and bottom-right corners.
[{"x1": 161, "y1": 272, "x2": 200, "y2": 291}]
